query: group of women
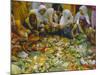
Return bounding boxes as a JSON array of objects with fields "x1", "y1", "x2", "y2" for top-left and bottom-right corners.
[{"x1": 11, "y1": 4, "x2": 96, "y2": 45}]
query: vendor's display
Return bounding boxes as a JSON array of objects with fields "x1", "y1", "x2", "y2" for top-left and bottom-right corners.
[{"x1": 11, "y1": 1, "x2": 96, "y2": 74}]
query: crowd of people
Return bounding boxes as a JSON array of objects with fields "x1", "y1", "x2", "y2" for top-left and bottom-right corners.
[
  {"x1": 11, "y1": 2, "x2": 96, "y2": 47},
  {"x1": 11, "y1": 2, "x2": 96, "y2": 74}
]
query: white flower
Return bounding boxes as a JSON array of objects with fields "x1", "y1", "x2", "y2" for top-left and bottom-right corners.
[
  {"x1": 18, "y1": 51, "x2": 28, "y2": 59},
  {"x1": 80, "y1": 58, "x2": 88, "y2": 64},
  {"x1": 88, "y1": 60, "x2": 96, "y2": 65}
]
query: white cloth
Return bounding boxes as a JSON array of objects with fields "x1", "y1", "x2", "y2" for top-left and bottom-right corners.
[
  {"x1": 60, "y1": 9, "x2": 73, "y2": 27},
  {"x1": 74, "y1": 6, "x2": 90, "y2": 25},
  {"x1": 35, "y1": 9, "x2": 47, "y2": 23},
  {"x1": 38, "y1": 5, "x2": 47, "y2": 11},
  {"x1": 45, "y1": 8, "x2": 54, "y2": 18},
  {"x1": 33, "y1": 5, "x2": 47, "y2": 24},
  {"x1": 18, "y1": 51, "x2": 28, "y2": 58},
  {"x1": 34, "y1": 7, "x2": 56, "y2": 24},
  {"x1": 45, "y1": 8, "x2": 55, "y2": 23}
]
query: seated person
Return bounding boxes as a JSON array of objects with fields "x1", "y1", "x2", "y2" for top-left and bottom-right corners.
[
  {"x1": 73, "y1": 6, "x2": 96, "y2": 45},
  {"x1": 59, "y1": 9, "x2": 74, "y2": 39},
  {"x1": 73, "y1": 6, "x2": 90, "y2": 34},
  {"x1": 23, "y1": 10, "x2": 38, "y2": 35}
]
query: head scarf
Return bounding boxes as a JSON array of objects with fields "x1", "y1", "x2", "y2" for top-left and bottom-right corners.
[
  {"x1": 29, "y1": 9, "x2": 35, "y2": 15},
  {"x1": 62, "y1": 9, "x2": 72, "y2": 20},
  {"x1": 25, "y1": 10, "x2": 37, "y2": 29},
  {"x1": 75, "y1": 6, "x2": 90, "y2": 25},
  {"x1": 46, "y1": 8, "x2": 54, "y2": 15},
  {"x1": 60, "y1": 9, "x2": 73, "y2": 26},
  {"x1": 38, "y1": 5, "x2": 47, "y2": 11},
  {"x1": 44, "y1": 8, "x2": 54, "y2": 23},
  {"x1": 79, "y1": 6, "x2": 88, "y2": 15}
]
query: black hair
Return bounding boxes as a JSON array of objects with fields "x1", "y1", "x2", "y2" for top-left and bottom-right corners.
[{"x1": 52, "y1": 4, "x2": 63, "y2": 12}]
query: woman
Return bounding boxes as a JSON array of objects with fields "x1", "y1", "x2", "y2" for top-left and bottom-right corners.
[
  {"x1": 45, "y1": 8, "x2": 55, "y2": 25},
  {"x1": 73, "y1": 6, "x2": 95, "y2": 45},
  {"x1": 74, "y1": 6, "x2": 90, "y2": 33},
  {"x1": 45, "y1": 8, "x2": 59, "y2": 27},
  {"x1": 34, "y1": 5, "x2": 57, "y2": 25},
  {"x1": 34, "y1": 5, "x2": 47, "y2": 24},
  {"x1": 44, "y1": 8, "x2": 60, "y2": 35},
  {"x1": 59, "y1": 9, "x2": 73, "y2": 39},
  {"x1": 23, "y1": 10, "x2": 38, "y2": 35}
]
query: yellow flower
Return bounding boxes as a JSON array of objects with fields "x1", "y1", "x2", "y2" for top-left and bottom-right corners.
[
  {"x1": 38, "y1": 55, "x2": 47, "y2": 66},
  {"x1": 45, "y1": 48, "x2": 54, "y2": 53}
]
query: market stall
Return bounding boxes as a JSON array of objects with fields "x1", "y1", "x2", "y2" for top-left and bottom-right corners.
[{"x1": 11, "y1": 1, "x2": 96, "y2": 74}]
